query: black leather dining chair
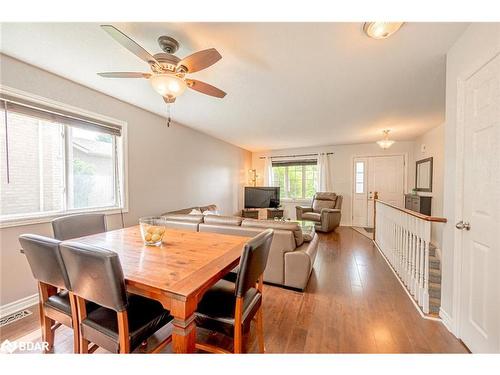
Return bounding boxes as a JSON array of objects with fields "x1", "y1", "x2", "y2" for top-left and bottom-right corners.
[
  {"x1": 195, "y1": 229, "x2": 274, "y2": 354},
  {"x1": 60, "y1": 241, "x2": 173, "y2": 354},
  {"x1": 52, "y1": 213, "x2": 106, "y2": 241},
  {"x1": 19, "y1": 234, "x2": 85, "y2": 353}
]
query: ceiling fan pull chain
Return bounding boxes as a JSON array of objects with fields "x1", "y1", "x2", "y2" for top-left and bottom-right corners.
[{"x1": 166, "y1": 103, "x2": 172, "y2": 127}]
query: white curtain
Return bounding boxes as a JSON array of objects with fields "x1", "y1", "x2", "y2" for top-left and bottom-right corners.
[
  {"x1": 263, "y1": 157, "x2": 274, "y2": 186},
  {"x1": 317, "y1": 153, "x2": 333, "y2": 191}
]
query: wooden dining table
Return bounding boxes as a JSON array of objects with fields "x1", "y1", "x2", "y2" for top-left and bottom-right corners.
[{"x1": 72, "y1": 225, "x2": 249, "y2": 353}]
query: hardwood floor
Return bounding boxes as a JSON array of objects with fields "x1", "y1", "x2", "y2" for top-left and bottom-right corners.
[{"x1": 0, "y1": 227, "x2": 468, "y2": 353}]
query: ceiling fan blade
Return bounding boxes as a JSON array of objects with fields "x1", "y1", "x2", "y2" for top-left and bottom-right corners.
[
  {"x1": 177, "y1": 48, "x2": 222, "y2": 73},
  {"x1": 101, "y1": 25, "x2": 160, "y2": 67},
  {"x1": 97, "y1": 72, "x2": 151, "y2": 78},
  {"x1": 186, "y1": 79, "x2": 226, "y2": 98}
]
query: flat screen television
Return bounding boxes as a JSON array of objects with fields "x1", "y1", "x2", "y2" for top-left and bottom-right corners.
[{"x1": 244, "y1": 187, "x2": 280, "y2": 209}]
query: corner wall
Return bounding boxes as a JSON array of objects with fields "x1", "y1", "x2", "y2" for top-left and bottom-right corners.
[{"x1": 0, "y1": 54, "x2": 251, "y2": 307}]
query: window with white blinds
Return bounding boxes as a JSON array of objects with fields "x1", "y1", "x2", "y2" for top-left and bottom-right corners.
[{"x1": 0, "y1": 95, "x2": 126, "y2": 224}]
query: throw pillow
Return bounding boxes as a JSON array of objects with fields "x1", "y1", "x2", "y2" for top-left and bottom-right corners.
[
  {"x1": 202, "y1": 210, "x2": 219, "y2": 216},
  {"x1": 189, "y1": 209, "x2": 203, "y2": 215}
]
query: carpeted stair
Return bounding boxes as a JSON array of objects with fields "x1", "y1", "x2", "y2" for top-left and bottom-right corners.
[{"x1": 428, "y1": 244, "x2": 441, "y2": 315}]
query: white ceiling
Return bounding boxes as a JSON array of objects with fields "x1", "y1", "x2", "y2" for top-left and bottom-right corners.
[{"x1": 0, "y1": 22, "x2": 468, "y2": 151}]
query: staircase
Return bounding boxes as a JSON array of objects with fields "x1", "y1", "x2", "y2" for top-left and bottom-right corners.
[
  {"x1": 374, "y1": 200, "x2": 447, "y2": 316},
  {"x1": 428, "y1": 243, "x2": 442, "y2": 315}
]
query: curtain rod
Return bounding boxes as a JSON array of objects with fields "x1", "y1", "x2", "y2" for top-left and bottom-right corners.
[{"x1": 259, "y1": 152, "x2": 333, "y2": 160}]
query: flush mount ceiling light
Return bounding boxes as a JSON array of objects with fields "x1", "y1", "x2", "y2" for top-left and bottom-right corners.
[
  {"x1": 377, "y1": 130, "x2": 395, "y2": 149},
  {"x1": 363, "y1": 22, "x2": 404, "y2": 40}
]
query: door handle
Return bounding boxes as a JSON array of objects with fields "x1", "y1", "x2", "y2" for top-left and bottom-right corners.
[{"x1": 455, "y1": 221, "x2": 471, "y2": 231}]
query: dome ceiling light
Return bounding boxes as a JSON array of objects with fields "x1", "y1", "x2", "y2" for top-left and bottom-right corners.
[{"x1": 363, "y1": 22, "x2": 404, "y2": 40}]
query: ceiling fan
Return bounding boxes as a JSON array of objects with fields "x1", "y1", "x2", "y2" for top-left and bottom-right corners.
[{"x1": 97, "y1": 25, "x2": 226, "y2": 104}]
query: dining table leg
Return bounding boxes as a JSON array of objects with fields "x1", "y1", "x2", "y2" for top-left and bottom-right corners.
[{"x1": 171, "y1": 298, "x2": 197, "y2": 353}]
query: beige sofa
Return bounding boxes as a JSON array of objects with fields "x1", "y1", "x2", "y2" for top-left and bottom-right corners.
[
  {"x1": 160, "y1": 210, "x2": 318, "y2": 290},
  {"x1": 296, "y1": 192, "x2": 343, "y2": 232}
]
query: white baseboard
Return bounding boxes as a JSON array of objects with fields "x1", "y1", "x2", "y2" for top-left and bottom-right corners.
[
  {"x1": 0, "y1": 294, "x2": 38, "y2": 319},
  {"x1": 439, "y1": 307, "x2": 455, "y2": 335}
]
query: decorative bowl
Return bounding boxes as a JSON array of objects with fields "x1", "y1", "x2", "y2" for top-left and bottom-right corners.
[{"x1": 139, "y1": 216, "x2": 166, "y2": 246}]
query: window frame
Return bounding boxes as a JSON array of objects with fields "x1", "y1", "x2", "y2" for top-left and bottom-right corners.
[
  {"x1": 0, "y1": 85, "x2": 129, "y2": 228},
  {"x1": 272, "y1": 161, "x2": 318, "y2": 201}
]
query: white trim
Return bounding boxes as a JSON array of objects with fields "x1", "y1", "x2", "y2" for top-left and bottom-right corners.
[
  {"x1": 439, "y1": 307, "x2": 454, "y2": 333},
  {"x1": 0, "y1": 84, "x2": 129, "y2": 228},
  {"x1": 0, "y1": 206, "x2": 129, "y2": 229},
  {"x1": 372, "y1": 238, "x2": 442, "y2": 322},
  {"x1": 0, "y1": 294, "x2": 38, "y2": 319}
]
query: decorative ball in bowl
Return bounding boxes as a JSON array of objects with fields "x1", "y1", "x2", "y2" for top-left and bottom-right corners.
[{"x1": 139, "y1": 217, "x2": 166, "y2": 246}]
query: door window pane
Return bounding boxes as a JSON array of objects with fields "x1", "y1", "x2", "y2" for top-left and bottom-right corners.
[{"x1": 355, "y1": 161, "x2": 364, "y2": 194}]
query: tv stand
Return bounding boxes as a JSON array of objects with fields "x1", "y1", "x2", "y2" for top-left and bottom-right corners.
[
  {"x1": 241, "y1": 209, "x2": 259, "y2": 219},
  {"x1": 267, "y1": 208, "x2": 284, "y2": 220}
]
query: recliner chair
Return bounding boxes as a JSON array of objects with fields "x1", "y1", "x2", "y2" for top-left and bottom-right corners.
[{"x1": 296, "y1": 192, "x2": 343, "y2": 232}]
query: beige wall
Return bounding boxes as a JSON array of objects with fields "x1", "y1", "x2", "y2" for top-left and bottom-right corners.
[
  {"x1": 252, "y1": 141, "x2": 416, "y2": 225},
  {"x1": 413, "y1": 123, "x2": 445, "y2": 248},
  {"x1": 0, "y1": 54, "x2": 251, "y2": 307},
  {"x1": 441, "y1": 23, "x2": 500, "y2": 332}
]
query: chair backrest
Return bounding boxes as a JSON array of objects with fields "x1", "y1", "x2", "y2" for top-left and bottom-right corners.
[
  {"x1": 334, "y1": 195, "x2": 343, "y2": 209},
  {"x1": 19, "y1": 234, "x2": 70, "y2": 290},
  {"x1": 312, "y1": 192, "x2": 338, "y2": 212},
  {"x1": 60, "y1": 242, "x2": 128, "y2": 312},
  {"x1": 235, "y1": 229, "x2": 274, "y2": 298},
  {"x1": 52, "y1": 213, "x2": 106, "y2": 241}
]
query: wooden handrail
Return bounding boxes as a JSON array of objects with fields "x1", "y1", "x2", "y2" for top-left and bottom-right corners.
[{"x1": 375, "y1": 199, "x2": 447, "y2": 223}]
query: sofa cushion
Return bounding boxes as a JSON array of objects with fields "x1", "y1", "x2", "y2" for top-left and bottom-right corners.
[
  {"x1": 203, "y1": 215, "x2": 242, "y2": 226},
  {"x1": 200, "y1": 204, "x2": 218, "y2": 213},
  {"x1": 161, "y1": 213, "x2": 204, "y2": 223},
  {"x1": 301, "y1": 212, "x2": 321, "y2": 222},
  {"x1": 241, "y1": 219, "x2": 304, "y2": 247},
  {"x1": 312, "y1": 192, "x2": 337, "y2": 212}
]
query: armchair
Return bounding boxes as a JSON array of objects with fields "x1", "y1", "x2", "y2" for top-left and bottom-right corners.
[{"x1": 296, "y1": 192, "x2": 343, "y2": 232}]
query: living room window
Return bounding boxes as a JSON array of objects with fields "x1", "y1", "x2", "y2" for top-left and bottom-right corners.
[
  {"x1": 272, "y1": 160, "x2": 317, "y2": 200},
  {"x1": 0, "y1": 94, "x2": 127, "y2": 226}
]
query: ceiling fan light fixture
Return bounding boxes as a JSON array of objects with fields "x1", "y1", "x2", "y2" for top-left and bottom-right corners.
[
  {"x1": 150, "y1": 74, "x2": 187, "y2": 99},
  {"x1": 363, "y1": 22, "x2": 404, "y2": 40},
  {"x1": 376, "y1": 130, "x2": 395, "y2": 149}
]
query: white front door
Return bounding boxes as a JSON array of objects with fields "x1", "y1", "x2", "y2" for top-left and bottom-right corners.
[
  {"x1": 352, "y1": 155, "x2": 405, "y2": 228},
  {"x1": 458, "y1": 53, "x2": 500, "y2": 353}
]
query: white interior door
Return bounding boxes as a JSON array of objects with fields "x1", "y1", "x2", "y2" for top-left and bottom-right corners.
[
  {"x1": 352, "y1": 158, "x2": 368, "y2": 227},
  {"x1": 352, "y1": 155, "x2": 405, "y2": 228},
  {"x1": 367, "y1": 155, "x2": 405, "y2": 227},
  {"x1": 459, "y1": 54, "x2": 500, "y2": 353}
]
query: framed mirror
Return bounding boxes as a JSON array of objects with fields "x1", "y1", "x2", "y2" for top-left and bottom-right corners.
[{"x1": 415, "y1": 157, "x2": 433, "y2": 192}]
